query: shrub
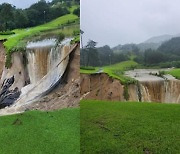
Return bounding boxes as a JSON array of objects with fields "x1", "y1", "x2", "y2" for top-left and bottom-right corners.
[
  {"x1": 57, "y1": 32, "x2": 65, "y2": 42},
  {"x1": 0, "y1": 31, "x2": 15, "y2": 35}
]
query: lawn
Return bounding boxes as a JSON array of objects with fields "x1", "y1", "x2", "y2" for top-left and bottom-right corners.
[
  {"x1": 103, "y1": 60, "x2": 138, "y2": 84},
  {"x1": 2, "y1": 14, "x2": 79, "y2": 52},
  {"x1": 80, "y1": 66, "x2": 99, "y2": 74},
  {"x1": 80, "y1": 61, "x2": 138, "y2": 84},
  {"x1": 0, "y1": 12, "x2": 79, "y2": 68},
  {"x1": 0, "y1": 108, "x2": 80, "y2": 154},
  {"x1": 168, "y1": 69, "x2": 180, "y2": 79},
  {"x1": 81, "y1": 100, "x2": 180, "y2": 154}
]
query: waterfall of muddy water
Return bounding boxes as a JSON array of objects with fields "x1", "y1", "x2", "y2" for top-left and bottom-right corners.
[
  {"x1": 26, "y1": 39, "x2": 57, "y2": 83},
  {"x1": 14, "y1": 38, "x2": 73, "y2": 107},
  {"x1": 125, "y1": 69, "x2": 180, "y2": 103}
]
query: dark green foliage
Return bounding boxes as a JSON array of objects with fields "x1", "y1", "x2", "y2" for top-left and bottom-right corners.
[
  {"x1": 144, "y1": 49, "x2": 166, "y2": 65},
  {"x1": 73, "y1": 29, "x2": 80, "y2": 36},
  {"x1": 14, "y1": 9, "x2": 28, "y2": 28},
  {"x1": 81, "y1": 40, "x2": 99, "y2": 67},
  {"x1": 158, "y1": 61, "x2": 180, "y2": 68},
  {"x1": 113, "y1": 37, "x2": 180, "y2": 67},
  {"x1": 158, "y1": 37, "x2": 180, "y2": 56},
  {"x1": 5, "y1": 53, "x2": 12, "y2": 68},
  {"x1": 137, "y1": 81, "x2": 142, "y2": 102},
  {"x1": 80, "y1": 44, "x2": 128, "y2": 67},
  {"x1": 0, "y1": 3, "x2": 15, "y2": 31},
  {"x1": 140, "y1": 37, "x2": 180, "y2": 66},
  {"x1": 0, "y1": 0, "x2": 73, "y2": 31},
  {"x1": 73, "y1": 7, "x2": 80, "y2": 17},
  {"x1": 57, "y1": 32, "x2": 65, "y2": 42},
  {"x1": 0, "y1": 31, "x2": 15, "y2": 35},
  {"x1": 123, "y1": 84, "x2": 129, "y2": 100},
  {"x1": 80, "y1": 66, "x2": 96, "y2": 70}
]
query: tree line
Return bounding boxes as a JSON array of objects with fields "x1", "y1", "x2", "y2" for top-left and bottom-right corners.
[
  {"x1": 81, "y1": 37, "x2": 180, "y2": 68},
  {"x1": 80, "y1": 40, "x2": 128, "y2": 67},
  {"x1": 134, "y1": 37, "x2": 180, "y2": 67},
  {"x1": 0, "y1": 0, "x2": 80, "y2": 32}
]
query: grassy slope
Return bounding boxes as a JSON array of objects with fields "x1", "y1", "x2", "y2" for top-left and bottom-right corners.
[
  {"x1": 81, "y1": 100, "x2": 180, "y2": 154},
  {"x1": 168, "y1": 69, "x2": 180, "y2": 79},
  {"x1": 103, "y1": 61, "x2": 138, "y2": 84},
  {"x1": 80, "y1": 61, "x2": 138, "y2": 84},
  {"x1": 2, "y1": 14, "x2": 78, "y2": 52},
  {"x1": 80, "y1": 67, "x2": 99, "y2": 74},
  {"x1": 0, "y1": 108, "x2": 80, "y2": 154}
]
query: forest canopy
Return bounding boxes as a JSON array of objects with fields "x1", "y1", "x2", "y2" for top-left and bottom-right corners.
[{"x1": 0, "y1": 0, "x2": 79, "y2": 31}]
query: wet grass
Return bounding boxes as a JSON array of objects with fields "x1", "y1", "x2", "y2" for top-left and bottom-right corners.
[
  {"x1": 80, "y1": 66, "x2": 99, "y2": 74},
  {"x1": 168, "y1": 69, "x2": 180, "y2": 79},
  {"x1": 80, "y1": 61, "x2": 138, "y2": 84},
  {"x1": 2, "y1": 14, "x2": 78, "y2": 52},
  {"x1": 0, "y1": 108, "x2": 80, "y2": 154},
  {"x1": 0, "y1": 13, "x2": 79, "y2": 68},
  {"x1": 81, "y1": 100, "x2": 180, "y2": 154},
  {"x1": 103, "y1": 61, "x2": 138, "y2": 84}
]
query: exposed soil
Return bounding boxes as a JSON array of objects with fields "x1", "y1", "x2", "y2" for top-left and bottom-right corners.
[
  {"x1": 26, "y1": 44, "x2": 80, "y2": 111},
  {"x1": 0, "y1": 41, "x2": 5, "y2": 79},
  {"x1": 80, "y1": 73, "x2": 124, "y2": 101},
  {"x1": 81, "y1": 72, "x2": 180, "y2": 103}
]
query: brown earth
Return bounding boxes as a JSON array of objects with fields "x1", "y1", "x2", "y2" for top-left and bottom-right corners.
[
  {"x1": 80, "y1": 73, "x2": 125, "y2": 101},
  {"x1": 0, "y1": 41, "x2": 5, "y2": 79},
  {"x1": 26, "y1": 44, "x2": 80, "y2": 111},
  {"x1": 80, "y1": 73, "x2": 180, "y2": 103}
]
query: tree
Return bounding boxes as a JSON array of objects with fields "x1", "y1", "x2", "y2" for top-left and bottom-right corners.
[
  {"x1": 97, "y1": 45, "x2": 113, "y2": 66},
  {"x1": 86, "y1": 40, "x2": 97, "y2": 49},
  {"x1": 14, "y1": 9, "x2": 28, "y2": 28},
  {"x1": 144, "y1": 49, "x2": 165, "y2": 65},
  {"x1": 0, "y1": 3, "x2": 15, "y2": 30},
  {"x1": 73, "y1": 7, "x2": 80, "y2": 17},
  {"x1": 85, "y1": 40, "x2": 99, "y2": 66}
]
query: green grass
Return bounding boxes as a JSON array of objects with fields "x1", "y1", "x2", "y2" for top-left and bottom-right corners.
[
  {"x1": 3, "y1": 14, "x2": 78, "y2": 52},
  {"x1": 80, "y1": 61, "x2": 138, "y2": 84},
  {"x1": 80, "y1": 66, "x2": 99, "y2": 74},
  {"x1": 103, "y1": 61, "x2": 138, "y2": 84},
  {"x1": 81, "y1": 100, "x2": 180, "y2": 154},
  {"x1": 0, "y1": 13, "x2": 79, "y2": 67},
  {"x1": 168, "y1": 69, "x2": 180, "y2": 79},
  {"x1": 69, "y1": 5, "x2": 79, "y2": 13},
  {"x1": 0, "y1": 108, "x2": 80, "y2": 154}
]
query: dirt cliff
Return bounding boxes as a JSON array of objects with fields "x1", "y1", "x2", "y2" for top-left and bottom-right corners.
[
  {"x1": 81, "y1": 73, "x2": 124, "y2": 101},
  {"x1": 25, "y1": 44, "x2": 80, "y2": 111},
  {"x1": 80, "y1": 73, "x2": 180, "y2": 104}
]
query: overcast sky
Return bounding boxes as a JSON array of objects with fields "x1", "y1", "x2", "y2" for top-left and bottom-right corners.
[
  {"x1": 81, "y1": 0, "x2": 180, "y2": 47},
  {"x1": 0, "y1": 0, "x2": 51, "y2": 9}
]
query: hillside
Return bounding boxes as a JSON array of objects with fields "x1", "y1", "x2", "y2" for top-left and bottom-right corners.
[
  {"x1": 112, "y1": 34, "x2": 180, "y2": 52},
  {"x1": 144, "y1": 34, "x2": 173, "y2": 44},
  {"x1": 0, "y1": 10, "x2": 79, "y2": 67},
  {"x1": 158, "y1": 37, "x2": 180, "y2": 56},
  {"x1": 0, "y1": 2, "x2": 80, "y2": 114}
]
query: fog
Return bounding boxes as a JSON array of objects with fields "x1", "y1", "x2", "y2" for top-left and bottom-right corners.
[{"x1": 81, "y1": 0, "x2": 180, "y2": 47}]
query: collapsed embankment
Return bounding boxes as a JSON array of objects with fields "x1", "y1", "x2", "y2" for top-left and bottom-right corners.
[
  {"x1": 80, "y1": 73, "x2": 180, "y2": 104},
  {"x1": 0, "y1": 39, "x2": 80, "y2": 115}
]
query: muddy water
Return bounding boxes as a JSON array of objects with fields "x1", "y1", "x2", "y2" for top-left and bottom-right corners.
[
  {"x1": 26, "y1": 38, "x2": 72, "y2": 84},
  {"x1": 80, "y1": 70, "x2": 180, "y2": 104},
  {"x1": 26, "y1": 39, "x2": 57, "y2": 48},
  {"x1": 125, "y1": 69, "x2": 176, "y2": 81},
  {"x1": 125, "y1": 69, "x2": 180, "y2": 103}
]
